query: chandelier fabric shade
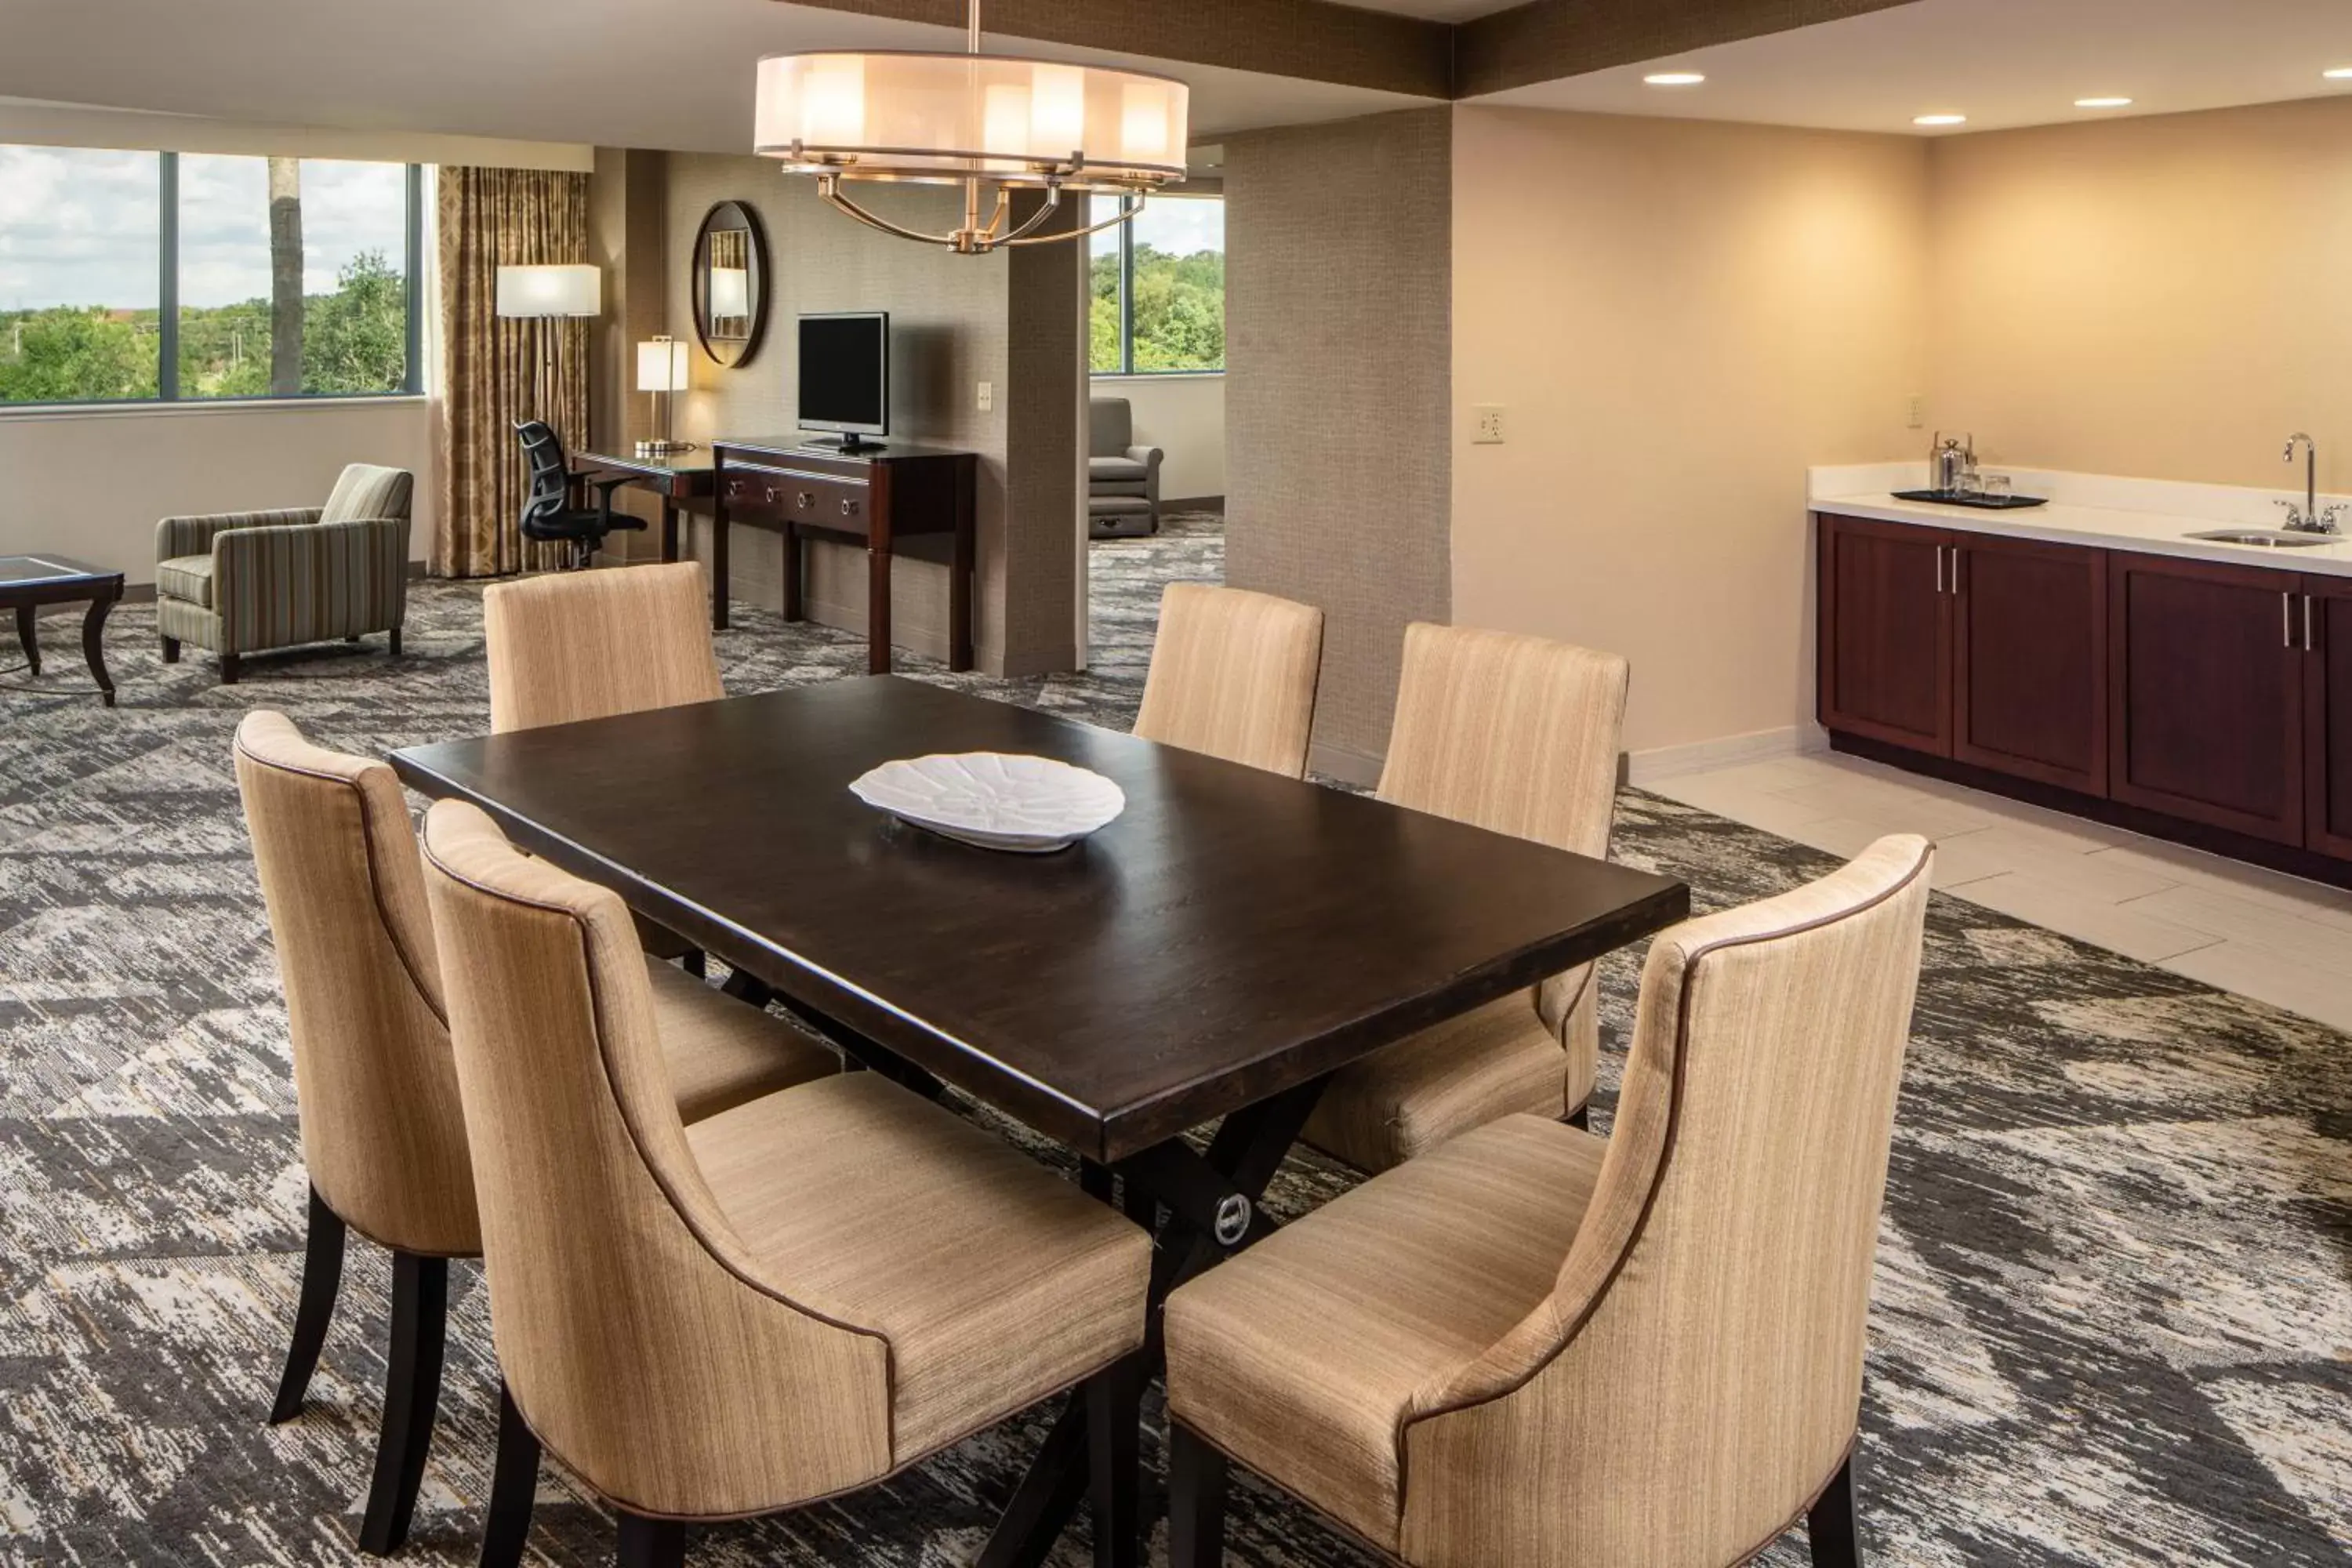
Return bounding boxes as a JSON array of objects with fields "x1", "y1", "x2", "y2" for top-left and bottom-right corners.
[{"x1": 754, "y1": 51, "x2": 1189, "y2": 193}]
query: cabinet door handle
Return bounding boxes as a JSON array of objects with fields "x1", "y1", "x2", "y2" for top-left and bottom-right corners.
[
  {"x1": 1950, "y1": 545, "x2": 1962, "y2": 596},
  {"x1": 2285, "y1": 591, "x2": 2295, "y2": 648},
  {"x1": 1934, "y1": 546, "x2": 1944, "y2": 594},
  {"x1": 2307, "y1": 593, "x2": 2316, "y2": 652},
  {"x1": 842, "y1": 498, "x2": 860, "y2": 517}
]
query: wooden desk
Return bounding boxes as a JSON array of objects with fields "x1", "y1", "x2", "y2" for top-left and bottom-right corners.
[
  {"x1": 712, "y1": 437, "x2": 978, "y2": 672},
  {"x1": 573, "y1": 448, "x2": 715, "y2": 565},
  {"x1": 389, "y1": 677, "x2": 1690, "y2": 1564}
]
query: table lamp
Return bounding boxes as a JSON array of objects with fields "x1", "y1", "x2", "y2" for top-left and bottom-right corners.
[
  {"x1": 636, "y1": 336, "x2": 694, "y2": 458},
  {"x1": 495, "y1": 263, "x2": 603, "y2": 424}
]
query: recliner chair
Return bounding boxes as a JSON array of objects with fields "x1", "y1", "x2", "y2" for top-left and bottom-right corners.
[
  {"x1": 1087, "y1": 397, "x2": 1163, "y2": 539},
  {"x1": 514, "y1": 420, "x2": 644, "y2": 570}
]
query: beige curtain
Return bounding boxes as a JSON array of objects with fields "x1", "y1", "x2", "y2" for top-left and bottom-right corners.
[{"x1": 434, "y1": 167, "x2": 591, "y2": 579}]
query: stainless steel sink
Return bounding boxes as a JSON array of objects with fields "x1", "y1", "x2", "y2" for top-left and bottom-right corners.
[{"x1": 2185, "y1": 528, "x2": 2339, "y2": 548}]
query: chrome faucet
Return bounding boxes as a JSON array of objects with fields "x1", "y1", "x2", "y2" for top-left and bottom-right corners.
[{"x1": 2278, "y1": 433, "x2": 2346, "y2": 533}]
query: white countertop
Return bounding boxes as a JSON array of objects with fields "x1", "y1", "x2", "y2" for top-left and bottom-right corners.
[{"x1": 1809, "y1": 462, "x2": 2352, "y2": 578}]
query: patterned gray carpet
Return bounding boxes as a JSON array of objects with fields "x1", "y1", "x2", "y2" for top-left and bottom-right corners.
[{"x1": 2, "y1": 508, "x2": 2348, "y2": 1566}]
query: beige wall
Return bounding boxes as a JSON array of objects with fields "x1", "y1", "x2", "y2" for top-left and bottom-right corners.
[
  {"x1": 1450, "y1": 106, "x2": 1929, "y2": 754},
  {"x1": 1227, "y1": 108, "x2": 1453, "y2": 775},
  {"x1": 0, "y1": 400, "x2": 434, "y2": 584},
  {"x1": 1096, "y1": 374, "x2": 1225, "y2": 503},
  {"x1": 1928, "y1": 95, "x2": 2352, "y2": 493},
  {"x1": 656, "y1": 154, "x2": 1080, "y2": 676}
]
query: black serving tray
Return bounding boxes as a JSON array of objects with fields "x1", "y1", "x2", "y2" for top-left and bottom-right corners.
[{"x1": 1891, "y1": 489, "x2": 2050, "y2": 510}]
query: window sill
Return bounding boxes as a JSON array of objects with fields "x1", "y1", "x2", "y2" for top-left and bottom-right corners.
[
  {"x1": 0, "y1": 394, "x2": 429, "y2": 424},
  {"x1": 1090, "y1": 371, "x2": 1225, "y2": 383}
]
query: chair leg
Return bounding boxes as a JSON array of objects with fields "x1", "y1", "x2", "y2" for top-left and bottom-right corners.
[
  {"x1": 160, "y1": 635, "x2": 180, "y2": 664},
  {"x1": 1167, "y1": 1424, "x2": 1228, "y2": 1568},
  {"x1": 1086, "y1": 1353, "x2": 1146, "y2": 1568},
  {"x1": 220, "y1": 652, "x2": 241, "y2": 684},
  {"x1": 1808, "y1": 1452, "x2": 1864, "y2": 1568},
  {"x1": 389, "y1": 627, "x2": 403, "y2": 658},
  {"x1": 269, "y1": 1184, "x2": 347, "y2": 1423},
  {"x1": 358, "y1": 1254, "x2": 449, "y2": 1556},
  {"x1": 480, "y1": 1380, "x2": 541, "y2": 1568},
  {"x1": 615, "y1": 1512, "x2": 686, "y2": 1568},
  {"x1": 1564, "y1": 1103, "x2": 1592, "y2": 1132}
]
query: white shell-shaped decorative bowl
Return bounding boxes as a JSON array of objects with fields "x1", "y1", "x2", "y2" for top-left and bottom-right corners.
[{"x1": 849, "y1": 752, "x2": 1127, "y2": 853}]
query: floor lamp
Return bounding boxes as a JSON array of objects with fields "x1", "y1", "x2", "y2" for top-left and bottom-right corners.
[{"x1": 494, "y1": 263, "x2": 602, "y2": 429}]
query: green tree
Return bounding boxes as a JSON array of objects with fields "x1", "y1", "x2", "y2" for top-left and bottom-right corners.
[
  {"x1": 1091, "y1": 242, "x2": 1222, "y2": 374},
  {"x1": 0, "y1": 307, "x2": 159, "y2": 402},
  {"x1": 303, "y1": 250, "x2": 407, "y2": 394},
  {"x1": 1089, "y1": 248, "x2": 1122, "y2": 372}
]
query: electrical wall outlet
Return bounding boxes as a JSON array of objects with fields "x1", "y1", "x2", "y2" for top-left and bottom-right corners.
[
  {"x1": 1907, "y1": 394, "x2": 1926, "y2": 430},
  {"x1": 976, "y1": 381, "x2": 995, "y2": 412},
  {"x1": 1472, "y1": 404, "x2": 1506, "y2": 445}
]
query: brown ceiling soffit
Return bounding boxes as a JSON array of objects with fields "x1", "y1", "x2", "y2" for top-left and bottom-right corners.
[
  {"x1": 774, "y1": 0, "x2": 1454, "y2": 99},
  {"x1": 1454, "y1": 0, "x2": 1920, "y2": 98}
]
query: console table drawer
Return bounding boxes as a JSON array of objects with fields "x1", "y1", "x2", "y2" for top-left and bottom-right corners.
[{"x1": 721, "y1": 466, "x2": 870, "y2": 527}]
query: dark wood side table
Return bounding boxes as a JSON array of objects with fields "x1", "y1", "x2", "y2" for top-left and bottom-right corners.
[
  {"x1": 573, "y1": 448, "x2": 717, "y2": 565},
  {"x1": 710, "y1": 437, "x2": 978, "y2": 672},
  {"x1": 2, "y1": 554, "x2": 123, "y2": 706}
]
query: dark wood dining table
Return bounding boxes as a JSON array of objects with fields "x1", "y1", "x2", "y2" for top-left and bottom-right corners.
[{"x1": 389, "y1": 677, "x2": 1690, "y2": 1564}]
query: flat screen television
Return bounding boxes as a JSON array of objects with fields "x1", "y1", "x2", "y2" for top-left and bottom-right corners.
[{"x1": 797, "y1": 311, "x2": 889, "y2": 451}]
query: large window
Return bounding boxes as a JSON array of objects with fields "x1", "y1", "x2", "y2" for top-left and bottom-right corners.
[
  {"x1": 0, "y1": 146, "x2": 421, "y2": 407},
  {"x1": 1089, "y1": 194, "x2": 1223, "y2": 376}
]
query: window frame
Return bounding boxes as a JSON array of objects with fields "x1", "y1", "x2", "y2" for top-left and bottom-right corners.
[
  {"x1": 2, "y1": 150, "x2": 425, "y2": 412},
  {"x1": 1091, "y1": 192, "x2": 1223, "y2": 379}
]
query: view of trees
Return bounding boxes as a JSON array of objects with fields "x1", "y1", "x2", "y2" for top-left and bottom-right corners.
[
  {"x1": 1091, "y1": 241, "x2": 1225, "y2": 374},
  {"x1": 0, "y1": 250, "x2": 408, "y2": 402},
  {"x1": 0, "y1": 151, "x2": 411, "y2": 405}
]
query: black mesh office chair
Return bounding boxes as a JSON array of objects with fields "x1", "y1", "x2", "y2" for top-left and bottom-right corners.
[{"x1": 514, "y1": 421, "x2": 645, "y2": 571}]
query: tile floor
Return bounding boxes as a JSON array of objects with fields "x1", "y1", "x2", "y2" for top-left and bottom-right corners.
[{"x1": 1645, "y1": 747, "x2": 2352, "y2": 1033}]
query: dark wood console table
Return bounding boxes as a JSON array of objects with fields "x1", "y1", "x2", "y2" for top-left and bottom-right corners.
[{"x1": 712, "y1": 437, "x2": 977, "y2": 673}]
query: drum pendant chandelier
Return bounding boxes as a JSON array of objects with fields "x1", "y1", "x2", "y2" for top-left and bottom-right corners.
[{"x1": 753, "y1": 0, "x2": 1190, "y2": 254}]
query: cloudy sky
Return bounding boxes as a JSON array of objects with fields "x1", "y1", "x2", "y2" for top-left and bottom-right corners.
[
  {"x1": 0, "y1": 146, "x2": 408, "y2": 311},
  {"x1": 1091, "y1": 190, "x2": 1223, "y2": 259}
]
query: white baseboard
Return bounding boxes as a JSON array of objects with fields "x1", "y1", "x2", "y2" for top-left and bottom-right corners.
[{"x1": 1627, "y1": 724, "x2": 1828, "y2": 787}]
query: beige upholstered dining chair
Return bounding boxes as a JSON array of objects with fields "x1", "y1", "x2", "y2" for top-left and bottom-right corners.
[
  {"x1": 234, "y1": 711, "x2": 834, "y2": 1557},
  {"x1": 482, "y1": 561, "x2": 723, "y2": 735},
  {"x1": 1163, "y1": 834, "x2": 1935, "y2": 1568},
  {"x1": 1301, "y1": 622, "x2": 1629, "y2": 1173},
  {"x1": 417, "y1": 801, "x2": 1156, "y2": 1568},
  {"x1": 1134, "y1": 584, "x2": 1324, "y2": 778}
]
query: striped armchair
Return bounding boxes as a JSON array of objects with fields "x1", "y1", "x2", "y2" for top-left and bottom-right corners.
[{"x1": 156, "y1": 464, "x2": 413, "y2": 684}]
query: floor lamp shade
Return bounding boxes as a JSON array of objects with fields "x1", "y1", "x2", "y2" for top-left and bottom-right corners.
[{"x1": 495, "y1": 263, "x2": 603, "y2": 318}]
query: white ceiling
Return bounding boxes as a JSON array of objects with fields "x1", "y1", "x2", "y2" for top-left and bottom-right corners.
[
  {"x1": 1480, "y1": 0, "x2": 2352, "y2": 136},
  {"x1": 0, "y1": 0, "x2": 1426, "y2": 154}
]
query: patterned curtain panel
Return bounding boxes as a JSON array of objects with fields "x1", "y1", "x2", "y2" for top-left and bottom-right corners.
[{"x1": 434, "y1": 167, "x2": 590, "y2": 579}]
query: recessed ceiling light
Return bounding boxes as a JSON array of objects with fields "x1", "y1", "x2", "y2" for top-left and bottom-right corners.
[
  {"x1": 1914, "y1": 114, "x2": 1968, "y2": 127},
  {"x1": 1644, "y1": 71, "x2": 1707, "y2": 86},
  {"x1": 2328, "y1": 67, "x2": 2352, "y2": 80},
  {"x1": 2075, "y1": 96, "x2": 2133, "y2": 108}
]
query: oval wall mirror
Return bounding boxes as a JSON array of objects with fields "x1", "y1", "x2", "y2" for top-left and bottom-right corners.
[{"x1": 692, "y1": 201, "x2": 770, "y2": 368}]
